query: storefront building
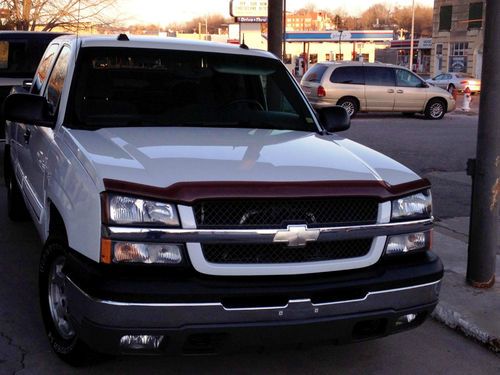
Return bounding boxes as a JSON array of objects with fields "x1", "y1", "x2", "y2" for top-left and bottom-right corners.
[
  {"x1": 430, "y1": 0, "x2": 485, "y2": 78},
  {"x1": 390, "y1": 39, "x2": 432, "y2": 76}
]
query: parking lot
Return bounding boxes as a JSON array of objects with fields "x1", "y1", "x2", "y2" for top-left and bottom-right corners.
[{"x1": 1, "y1": 111, "x2": 498, "y2": 374}]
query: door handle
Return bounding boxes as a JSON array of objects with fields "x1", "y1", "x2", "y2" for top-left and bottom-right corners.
[
  {"x1": 396, "y1": 89, "x2": 404, "y2": 94},
  {"x1": 387, "y1": 89, "x2": 395, "y2": 93},
  {"x1": 23, "y1": 129, "x2": 31, "y2": 144}
]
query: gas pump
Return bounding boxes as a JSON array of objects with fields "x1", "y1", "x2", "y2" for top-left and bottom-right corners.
[{"x1": 294, "y1": 53, "x2": 308, "y2": 78}]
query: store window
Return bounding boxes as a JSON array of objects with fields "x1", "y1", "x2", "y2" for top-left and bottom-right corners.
[
  {"x1": 468, "y1": 2, "x2": 483, "y2": 30},
  {"x1": 449, "y1": 42, "x2": 468, "y2": 73},
  {"x1": 439, "y1": 5, "x2": 452, "y2": 31},
  {"x1": 450, "y1": 42, "x2": 469, "y2": 56}
]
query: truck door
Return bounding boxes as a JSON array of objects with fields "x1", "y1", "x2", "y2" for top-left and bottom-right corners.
[{"x1": 24, "y1": 45, "x2": 71, "y2": 220}]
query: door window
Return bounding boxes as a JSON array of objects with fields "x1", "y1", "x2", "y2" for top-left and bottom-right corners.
[
  {"x1": 364, "y1": 67, "x2": 395, "y2": 86},
  {"x1": 31, "y1": 44, "x2": 59, "y2": 95},
  {"x1": 45, "y1": 45, "x2": 71, "y2": 116},
  {"x1": 395, "y1": 69, "x2": 423, "y2": 88}
]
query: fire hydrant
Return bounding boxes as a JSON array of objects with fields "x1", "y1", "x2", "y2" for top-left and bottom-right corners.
[{"x1": 462, "y1": 87, "x2": 472, "y2": 112}]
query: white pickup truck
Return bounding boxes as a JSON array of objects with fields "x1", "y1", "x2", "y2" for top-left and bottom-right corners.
[{"x1": 2, "y1": 35, "x2": 442, "y2": 365}]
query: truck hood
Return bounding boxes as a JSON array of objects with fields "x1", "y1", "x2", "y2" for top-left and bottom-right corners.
[{"x1": 63, "y1": 127, "x2": 420, "y2": 191}]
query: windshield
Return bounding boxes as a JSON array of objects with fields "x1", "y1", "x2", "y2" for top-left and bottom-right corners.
[{"x1": 66, "y1": 47, "x2": 318, "y2": 132}]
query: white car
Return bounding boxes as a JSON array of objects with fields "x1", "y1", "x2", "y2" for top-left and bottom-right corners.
[
  {"x1": 426, "y1": 72, "x2": 481, "y2": 93},
  {"x1": 3, "y1": 34, "x2": 441, "y2": 364}
]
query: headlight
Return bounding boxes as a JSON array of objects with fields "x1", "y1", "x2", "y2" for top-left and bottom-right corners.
[
  {"x1": 391, "y1": 190, "x2": 432, "y2": 221},
  {"x1": 108, "y1": 194, "x2": 179, "y2": 227},
  {"x1": 385, "y1": 231, "x2": 431, "y2": 255}
]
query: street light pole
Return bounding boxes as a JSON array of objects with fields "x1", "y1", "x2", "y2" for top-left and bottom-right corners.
[
  {"x1": 409, "y1": 0, "x2": 415, "y2": 71},
  {"x1": 467, "y1": 0, "x2": 499, "y2": 288},
  {"x1": 268, "y1": 0, "x2": 283, "y2": 58},
  {"x1": 339, "y1": 30, "x2": 343, "y2": 60}
]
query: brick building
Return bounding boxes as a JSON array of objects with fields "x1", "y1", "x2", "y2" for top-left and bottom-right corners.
[
  {"x1": 285, "y1": 12, "x2": 333, "y2": 31},
  {"x1": 431, "y1": 0, "x2": 485, "y2": 78}
]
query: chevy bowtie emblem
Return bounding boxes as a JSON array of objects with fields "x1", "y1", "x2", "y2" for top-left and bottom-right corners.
[{"x1": 273, "y1": 225, "x2": 320, "y2": 247}]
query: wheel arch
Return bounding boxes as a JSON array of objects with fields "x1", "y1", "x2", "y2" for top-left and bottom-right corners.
[
  {"x1": 46, "y1": 199, "x2": 69, "y2": 245},
  {"x1": 426, "y1": 96, "x2": 448, "y2": 112}
]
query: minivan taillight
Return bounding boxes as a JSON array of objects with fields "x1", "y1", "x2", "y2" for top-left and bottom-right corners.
[
  {"x1": 460, "y1": 80, "x2": 469, "y2": 85},
  {"x1": 317, "y1": 86, "x2": 326, "y2": 97}
]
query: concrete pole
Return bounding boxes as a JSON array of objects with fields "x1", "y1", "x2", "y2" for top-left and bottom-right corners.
[
  {"x1": 467, "y1": 0, "x2": 500, "y2": 288},
  {"x1": 282, "y1": 0, "x2": 287, "y2": 61},
  {"x1": 268, "y1": 0, "x2": 283, "y2": 59},
  {"x1": 409, "y1": 0, "x2": 415, "y2": 71}
]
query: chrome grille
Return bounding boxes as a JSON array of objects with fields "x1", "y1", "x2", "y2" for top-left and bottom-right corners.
[
  {"x1": 193, "y1": 198, "x2": 378, "y2": 229},
  {"x1": 202, "y1": 239, "x2": 373, "y2": 264}
]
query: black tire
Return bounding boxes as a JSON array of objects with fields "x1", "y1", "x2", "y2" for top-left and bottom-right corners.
[
  {"x1": 4, "y1": 147, "x2": 29, "y2": 222},
  {"x1": 447, "y1": 84, "x2": 455, "y2": 93},
  {"x1": 39, "y1": 241, "x2": 102, "y2": 366},
  {"x1": 424, "y1": 98, "x2": 446, "y2": 120},
  {"x1": 337, "y1": 97, "x2": 359, "y2": 118}
]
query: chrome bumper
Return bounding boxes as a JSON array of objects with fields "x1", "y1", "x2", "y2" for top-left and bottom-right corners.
[{"x1": 67, "y1": 277, "x2": 441, "y2": 329}]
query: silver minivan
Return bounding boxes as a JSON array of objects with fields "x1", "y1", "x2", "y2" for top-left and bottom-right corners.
[{"x1": 300, "y1": 62, "x2": 455, "y2": 119}]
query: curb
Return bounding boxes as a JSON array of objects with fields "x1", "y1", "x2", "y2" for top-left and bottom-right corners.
[{"x1": 432, "y1": 303, "x2": 500, "y2": 353}]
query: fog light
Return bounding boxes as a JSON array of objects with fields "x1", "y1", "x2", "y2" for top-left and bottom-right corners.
[
  {"x1": 113, "y1": 242, "x2": 183, "y2": 264},
  {"x1": 396, "y1": 313, "x2": 417, "y2": 326},
  {"x1": 385, "y1": 231, "x2": 430, "y2": 255},
  {"x1": 120, "y1": 335, "x2": 163, "y2": 350}
]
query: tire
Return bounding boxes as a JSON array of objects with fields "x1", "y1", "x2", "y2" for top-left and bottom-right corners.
[
  {"x1": 4, "y1": 148, "x2": 29, "y2": 222},
  {"x1": 337, "y1": 97, "x2": 359, "y2": 118},
  {"x1": 424, "y1": 99, "x2": 446, "y2": 120},
  {"x1": 39, "y1": 241, "x2": 102, "y2": 366}
]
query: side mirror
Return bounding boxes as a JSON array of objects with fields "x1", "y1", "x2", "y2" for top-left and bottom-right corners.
[
  {"x1": 2, "y1": 93, "x2": 55, "y2": 128},
  {"x1": 318, "y1": 106, "x2": 350, "y2": 133},
  {"x1": 419, "y1": 82, "x2": 429, "y2": 88}
]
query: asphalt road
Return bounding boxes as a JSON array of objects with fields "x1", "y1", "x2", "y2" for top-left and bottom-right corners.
[
  {"x1": 1, "y1": 113, "x2": 499, "y2": 374},
  {"x1": 344, "y1": 112, "x2": 478, "y2": 219}
]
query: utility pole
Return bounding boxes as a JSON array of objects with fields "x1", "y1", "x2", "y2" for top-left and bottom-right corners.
[
  {"x1": 409, "y1": 0, "x2": 415, "y2": 71},
  {"x1": 282, "y1": 0, "x2": 287, "y2": 61},
  {"x1": 467, "y1": 0, "x2": 500, "y2": 288},
  {"x1": 268, "y1": 0, "x2": 283, "y2": 59},
  {"x1": 338, "y1": 30, "x2": 343, "y2": 60}
]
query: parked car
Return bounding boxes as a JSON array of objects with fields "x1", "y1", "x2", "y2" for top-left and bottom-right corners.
[
  {"x1": 426, "y1": 72, "x2": 481, "y2": 94},
  {"x1": 300, "y1": 61, "x2": 455, "y2": 119},
  {"x1": 3, "y1": 34, "x2": 442, "y2": 364}
]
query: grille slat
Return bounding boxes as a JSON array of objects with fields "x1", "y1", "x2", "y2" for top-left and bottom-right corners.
[
  {"x1": 202, "y1": 239, "x2": 373, "y2": 264},
  {"x1": 194, "y1": 198, "x2": 378, "y2": 229}
]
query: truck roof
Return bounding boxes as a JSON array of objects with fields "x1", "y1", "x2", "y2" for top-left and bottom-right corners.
[{"x1": 52, "y1": 34, "x2": 277, "y2": 60}]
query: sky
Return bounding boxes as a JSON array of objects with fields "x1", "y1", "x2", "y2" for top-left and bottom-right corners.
[{"x1": 120, "y1": 0, "x2": 434, "y2": 26}]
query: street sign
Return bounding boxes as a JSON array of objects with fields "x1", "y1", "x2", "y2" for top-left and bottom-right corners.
[
  {"x1": 330, "y1": 31, "x2": 352, "y2": 41},
  {"x1": 236, "y1": 16, "x2": 268, "y2": 23},
  {"x1": 230, "y1": 0, "x2": 268, "y2": 17}
]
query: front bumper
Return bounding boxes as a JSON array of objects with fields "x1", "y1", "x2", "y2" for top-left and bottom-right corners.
[{"x1": 65, "y1": 252, "x2": 442, "y2": 355}]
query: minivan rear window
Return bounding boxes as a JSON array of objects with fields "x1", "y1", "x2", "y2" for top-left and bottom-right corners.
[
  {"x1": 302, "y1": 64, "x2": 328, "y2": 83},
  {"x1": 330, "y1": 66, "x2": 364, "y2": 85}
]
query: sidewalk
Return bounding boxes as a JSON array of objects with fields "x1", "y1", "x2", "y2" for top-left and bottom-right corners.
[
  {"x1": 449, "y1": 93, "x2": 480, "y2": 116},
  {"x1": 432, "y1": 216, "x2": 500, "y2": 352}
]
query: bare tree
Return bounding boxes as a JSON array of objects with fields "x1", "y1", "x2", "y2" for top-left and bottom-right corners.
[{"x1": 0, "y1": 0, "x2": 120, "y2": 31}]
